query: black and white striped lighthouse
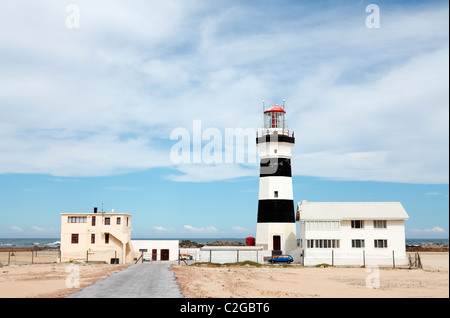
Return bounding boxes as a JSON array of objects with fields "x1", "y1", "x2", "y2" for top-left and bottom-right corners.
[{"x1": 255, "y1": 102, "x2": 297, "y2": 254}]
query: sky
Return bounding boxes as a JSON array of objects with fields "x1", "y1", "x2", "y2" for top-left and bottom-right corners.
[{"x1": 0, "y1": 0, "x2": 448, "y2": 239}]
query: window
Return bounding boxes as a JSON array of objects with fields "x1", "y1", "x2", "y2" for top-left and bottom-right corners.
[
  {"x1": 71, "y1": 234, "x2": 79, "y2": 244},
  {"x1": 373, "y1": 220, "x2": 387, "y2": 228},
  {"x1": 91, "y1": 234, "x2": 95, "y2": 244},
  {"x1": 68, "y1": 216, "x2": 87, "y2": 223},
  {"x1": 351, "y1": 220, "x2": 364, "y2": 229},
  {"x1": 274, "y1": 149, "x2": 277, "y2": 154},
  {"x1": 117, "y1": 217, "x2": 121, "y2": 225},
  {"x1": 274, "y1": 191, "x2": 278, "y2": 198},
  {"x1": 92, "y1": 216, "x2": 96, "y2": 226},
  {"x1": 305, "y1": 221, "x2": 340, "y2": 231},
  {"x1": 307, "y1": 239, "x2": 340, "y2": 248},
  {"x1": 352, "y1": 239, "x2": 365, "y2": 248},
  {"x1": 105, "y1": 233, "x2": 109, "y2": 244},
  {"x1": 374, "y1": 239, "x2": 388, "y2": 248},
  {"x1": 105, "y1": 217, "x2": 110, "y2": 225},
  {"x1": 127, "y1": 217, "x2": 129, "y2": 227}
]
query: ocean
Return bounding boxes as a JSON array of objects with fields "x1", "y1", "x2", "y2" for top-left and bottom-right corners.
[{"x1": 0, "y1": 237, "x2": 448, "y2": 248}]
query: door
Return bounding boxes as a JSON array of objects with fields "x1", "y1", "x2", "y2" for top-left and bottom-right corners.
[
  {"x1": 161, "y1": 249, "x2": 170, "y2": 261},
  {"x1": 273, "y1": 235, "x2": 281, "y2": 251},
  {"x1": 152, "y1": 249, "x2": 157, "y2": 261}
]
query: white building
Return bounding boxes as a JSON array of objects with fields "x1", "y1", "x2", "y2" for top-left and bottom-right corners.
[
  {"x1": 297, "y1": 200, "x2": 409, "y2": 267},
  {"x1": 60, "y1": 208, "x2": 133, "y2": 264},
  {"x1": 131, "y1": 240, "x2": 179, "y2": 262}
]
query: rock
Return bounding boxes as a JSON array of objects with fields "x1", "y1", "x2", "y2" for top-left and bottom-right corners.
[
  {"x1": 179, "y1": 240, "x2": 204, "y2": 248},
  {"x1": 205, "y1": 240, "x2": 245, "y2": 246}
]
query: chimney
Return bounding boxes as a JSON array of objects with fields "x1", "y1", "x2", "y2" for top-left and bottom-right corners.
[{"x1": 94, "y1": 207, "x2": 98, "y2": 213}]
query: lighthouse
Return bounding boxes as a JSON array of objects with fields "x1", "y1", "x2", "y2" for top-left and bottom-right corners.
[{"x1": 255, "y1": 102, "x2": 297, "y2": 255}]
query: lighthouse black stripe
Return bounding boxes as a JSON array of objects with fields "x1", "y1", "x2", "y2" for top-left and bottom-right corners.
[
  {"x1": 257, "y1": 199, "x2": 295, "y2": 223},
  {"x1": 256, "y1": 135, "x2": 295, "y2": 144},
  {"x1": 260, "y1": 158, "x2": 292, "y2": 177}
]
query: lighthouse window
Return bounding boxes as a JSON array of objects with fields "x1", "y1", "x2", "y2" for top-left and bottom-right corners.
[
  {"x1": 271, "y1": 112, "x2": 278, "y2": 128},
  {"x1": 274, "y1": 191, "x2": 278, "y2": 198}
]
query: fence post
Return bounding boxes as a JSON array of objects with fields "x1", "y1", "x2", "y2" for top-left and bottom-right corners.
[
  {"x1": 86, "y1": 250, "x2": 88, "y2": 263},
  {"x1": 32, "y1": 249, "x2": 34, "y2": 264},
  {"x1": 392, "y1": 250, "x2": 395, "y2": 268},
  {"x1": 363, "y1": 250, "x2": 365, "y2": 267},
  {"x1": 331, "y1": 250, "x2": 334, "y2": 266},
  {"x1": 302, "y1": 249, "x2": 305, "y2": 266}
]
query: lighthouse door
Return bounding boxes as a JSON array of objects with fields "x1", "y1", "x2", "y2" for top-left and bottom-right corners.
[{"x1": 273, "y1": 235, "x2": 281, "y2": 251}]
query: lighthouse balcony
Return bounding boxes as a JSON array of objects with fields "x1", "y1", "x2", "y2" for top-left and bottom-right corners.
[{"x1": 256, "y1": 130, "x2": 295, "y2": 144}]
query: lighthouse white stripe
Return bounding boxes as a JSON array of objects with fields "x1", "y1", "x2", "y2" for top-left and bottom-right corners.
[{"x1": 258, "y1": 176, "x2": 293, "y2": 200}]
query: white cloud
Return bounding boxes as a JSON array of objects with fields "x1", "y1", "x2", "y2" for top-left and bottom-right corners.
[
  {"x1": 10, "y1": 226, "x2": 23, "y2": 232},
  {"x1": 290, "y1": 46, "x2": 449, "y2": 184},
  {"x1": 409, "y1": 226, "x2": 447, "y2": 233},
  {"x1": 232, "y1": 226, "x2": 249, "y2": 233},
  {"x1": 31, "y1": 226, "x2": 47, "y2": 232},
  {"x1": 154, "y1": 226, "x2": 170, "y2": 232},
  {"x1": 0, "y1": 1, "x2": 447, "y2": 183},
  {"x1": 166, "y1": 164, "x2": 257, "y2": 182},
  {"x1": 424, "y1": 192, "x2": 441, "y2": 196},
  {"x1": 184, "y1": 225, "x2": 218, "y2": 233}
]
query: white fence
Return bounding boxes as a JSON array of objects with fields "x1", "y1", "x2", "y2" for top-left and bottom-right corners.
[
  {"x1": 180, "y1": 246, "x2": 267, "y2": 264},
  {"x1": 302, "y1": 249, "x2": 408, "y2": 267}
]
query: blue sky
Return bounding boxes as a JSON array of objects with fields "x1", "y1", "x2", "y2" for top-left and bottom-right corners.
[{"x1": 0, "y1": 0, "x2": 448, "y2": 239}]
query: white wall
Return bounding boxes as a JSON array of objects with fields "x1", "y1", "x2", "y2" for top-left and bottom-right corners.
[
  {"x1": 256, "y1": 223, "x2": 297, "y2": 254},
  {"x1": 131, "y1": 240, "x2": 179, "y2": 262},
  {"x1": 258, "y1": 177, "x2": 293, "y2": 200},
  {"x1": 200, "y1": 246, "x2": 266, "y2": 264}
]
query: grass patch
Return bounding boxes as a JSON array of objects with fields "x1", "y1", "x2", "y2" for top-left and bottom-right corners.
[
  {"x1": 315, "y1": 263, "x2": 333, "y2": 268},
  {"x1": 189, "y1": 261, "x2": 265, "y2": 268}
]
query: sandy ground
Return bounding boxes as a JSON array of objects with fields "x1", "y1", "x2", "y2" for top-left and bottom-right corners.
[
  {"x1": 0, "y1": 252, "x2": 447, "y2": 298},
  {"x1": 0, "y1": 263, "x2": 129, "y2": 298},
  {"x1": 171, "y1": 252, "x2": 449, "y2": 298}
]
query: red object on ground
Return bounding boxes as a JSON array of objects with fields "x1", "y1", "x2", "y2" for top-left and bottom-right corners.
[{"x1": 245, "y1": 237, "x2": 255, "y2": 246}]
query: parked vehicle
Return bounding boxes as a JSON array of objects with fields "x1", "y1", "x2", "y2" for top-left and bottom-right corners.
[{"x1": 268, "y1": 255, "x2": 294, "y2": 264}]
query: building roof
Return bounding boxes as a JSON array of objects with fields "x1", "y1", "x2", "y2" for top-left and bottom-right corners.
[
  {"x1": 60, "y1": 212, "x2": 132, "y2": 216},
  {"x1": 264, "y1": 104, "x2": 286, "y2": 114},
  {"x1": 297, "y1": 200, "x2": 409, "y2": 221}
]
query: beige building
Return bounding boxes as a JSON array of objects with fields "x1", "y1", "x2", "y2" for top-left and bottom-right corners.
[{"x1": 60, "y1": 208, "x2": 133, "y2": 264}]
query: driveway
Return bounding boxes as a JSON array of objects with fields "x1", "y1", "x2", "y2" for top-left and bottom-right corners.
[{"x1": 67, "y1": 263, "x2": 184, "y2": 298}]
